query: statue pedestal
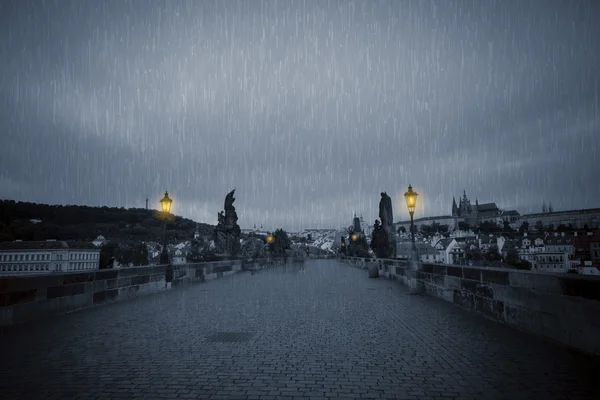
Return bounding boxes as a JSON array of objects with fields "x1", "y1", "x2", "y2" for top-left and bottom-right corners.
[
  {"x1": 407, "y1": 258, "x2": 422, "y2": 294},
  {"x1": 368, "y1": 261, "x2": 379, "y2": 278}
]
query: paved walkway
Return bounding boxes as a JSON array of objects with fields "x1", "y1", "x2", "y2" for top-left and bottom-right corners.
[{"x1": 0, "y1": 260, "x2": 598, "y2": 400}]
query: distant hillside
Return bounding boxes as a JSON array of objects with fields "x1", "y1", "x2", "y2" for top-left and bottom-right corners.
[{"x1": 0, "y1": 199, "x2": 215, "y2": 244}]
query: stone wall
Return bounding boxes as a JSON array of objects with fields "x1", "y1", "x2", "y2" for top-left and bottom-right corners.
[
  {"x1": 341, "y1": 257, "x2": 600, "y2": 356},
  {"x1": 0, "y1": 258, "x2": 277, "y2": 327}
]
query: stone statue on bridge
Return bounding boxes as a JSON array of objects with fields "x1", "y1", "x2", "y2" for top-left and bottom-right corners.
[
  {"x1": 213, "y1": 189, "x2": 241, "y2": 256},
  {"x1": 370, "y1": 219, "x2": 391, "y2": 258},
  {"x1": 375, "y1": 192, "x2": 396, "y2": 258}
]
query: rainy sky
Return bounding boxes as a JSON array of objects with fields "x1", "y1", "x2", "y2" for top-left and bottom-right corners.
[{"x1": 1, "y1": 0, "x2": 599, "y2": 231}]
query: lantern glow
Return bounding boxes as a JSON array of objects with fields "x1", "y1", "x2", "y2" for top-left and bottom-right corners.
[
  {"x1": 160, "y1": 191, "x2": 173, "y2": 213},
  {"x1": 404, "y1": 185, "x2": 418, "y2": 215}
]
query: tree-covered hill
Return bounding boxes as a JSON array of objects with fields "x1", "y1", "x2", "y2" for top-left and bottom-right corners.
[{"x1": 0, "y1": 199, "x2": 215, "y2": 244}]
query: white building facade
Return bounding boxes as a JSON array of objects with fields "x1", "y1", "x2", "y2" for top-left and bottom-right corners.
[{"x1": 0, "y1": 240, "x2": 101, "y2": 275}]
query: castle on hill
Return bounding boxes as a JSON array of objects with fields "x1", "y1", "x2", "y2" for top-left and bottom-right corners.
[
  {"x1": 451, "y1": 190, "x2": 520, "y2": 228},
  {"x1": 393, "y1": 189, "x2": 600, "y2": 234}
]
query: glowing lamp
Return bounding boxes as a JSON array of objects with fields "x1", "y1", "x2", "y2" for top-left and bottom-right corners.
[
  {"x1": 404, "y1": 185, "x2": 418, "y2": 215},
  {"x1": 266, "y1": 234, "x2": 274, "y2": 244},
  {"x1": 160, "y1": 191, "x2": 173, "y2": 213},
  {"x1": 351, "y1": 233, "x2": 358, "y2": 241}
]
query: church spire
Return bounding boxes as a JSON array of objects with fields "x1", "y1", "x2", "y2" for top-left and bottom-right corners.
[{"x1": 452, "y1": 197, "x2": 458, "y2": 217}]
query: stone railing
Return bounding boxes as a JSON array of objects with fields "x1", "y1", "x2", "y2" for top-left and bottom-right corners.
[
  {"x1": 340, "y1": 256, "x2": 600, "y2": 356},
  {"x1": 0, "y1": 257, "x2": 283, "y2": 327}
]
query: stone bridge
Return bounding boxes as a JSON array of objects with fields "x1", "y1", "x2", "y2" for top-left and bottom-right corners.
[{"x1": 0, "y1": 258, "x2": 599, "y2": 399}]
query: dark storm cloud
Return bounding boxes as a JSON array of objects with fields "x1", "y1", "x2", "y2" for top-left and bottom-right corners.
[{"x1": 1, "y1": 0, "x2": 599, "y2": 231}]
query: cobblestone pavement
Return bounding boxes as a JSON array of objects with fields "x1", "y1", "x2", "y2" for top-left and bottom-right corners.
[{"x1": 1, "y1": 260, "x2": 599, "y2": 400}]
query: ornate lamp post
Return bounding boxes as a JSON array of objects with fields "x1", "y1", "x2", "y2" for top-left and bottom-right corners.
[
  {"x1": 159, "y1": 191, "x2": 173, "y2": 265},
  {"x1": 404, "y1": 184, "x2": 421, "y2": 294},
  {"x1": 265, "y1": 232, "x2": 274, "y2": 258},
  {"x1": 404, "y1": 185, "x2": 418, "y2": 255},
  {"x1": 350, "y1": 232, "x2": 358, "y2": 242}
]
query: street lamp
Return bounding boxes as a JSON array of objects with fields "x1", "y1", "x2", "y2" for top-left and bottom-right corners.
[
  {"x1": 404, "y1": 185, "x2": 418, "y2": 254},
  {"x1": 265, "y1": 233, "x2": 274, "y2": 244},
  {"x1": 404, "y1": 184, "x2": 421, "y2": 294},
  {"x1": 159, "y1": 191, "x2": 173, "y2": 265},
  {"x1": 350, "y1": 232, "x2": 358, "y2": 241}
]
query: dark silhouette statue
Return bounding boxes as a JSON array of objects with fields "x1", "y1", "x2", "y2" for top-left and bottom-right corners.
[
  {"x1": 378, "y1": 192, "x2": 396, "y2": 258},
  {"x1": 213, "y1": 189, "x2": 241, "y2": 256},
  {"x1": 370, "y1": 219, "x2": 391, "y2": 258},
  {"x1": 379, "y1": 192, "x2": 393, "y2": 228}
]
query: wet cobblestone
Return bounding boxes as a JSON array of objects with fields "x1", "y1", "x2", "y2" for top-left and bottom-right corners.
[{"x1": 1, "y1": 260, "x2": 598, "y2": 399}]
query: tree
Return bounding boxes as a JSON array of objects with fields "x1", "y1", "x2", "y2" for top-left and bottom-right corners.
[
  {"x1": 485, "y1": 245, "x2": 502, "y2": 262},
  {"x1": 99, "y1": 241, "x2": 119, "y2": 269},
  {"x1": 518, "y1": 221, "x2": 529, "y2": 235},
  {"x1": 0, "y1": 199, "x2": 213, "y2": 245},
  {"x1": 478, "y1": 221, "x2": 501, "y2": 235},
  {"x1": 505, "y1": 247, "x2": 520, "y2": 266},
  {"x1": 114, "y1": 243, "x2": 133, "y2": 266},
  {"x1": 465, "y1": 247, "x2": 482, "y2": 262},
  {"x1": 534, "y1": 220, "x2": 544, "y2": 232},
  {"x1": 420, "y1": 224, "x2": 432, "y2": 236},
  {"x1": 556, "y1": 224, "x2": 569, "y2": 232},
  {"x1": 0, "y1": 228, "x2": 15, "y2": 242},
  {"x1": 132, "y1": 224, "x2": 148, "y2": 235},
  {"x1": 397, "y1": 226, "x2": 406, "y2": 234},
  {"x1": 458, "y1": 221, "x2": 470, "y2": 232},
  {"x1": 131, "y1": 242, "x2": 149, "y2": 266},
  {"x1": 503, "y1": 220, "x2": 515, "y2": 233},
  {"x1": 269, "y1": 228, "x2": 291, "y2": 256},
  {"x1": 347, "y1": 229, "x2": 370, "y2": 258},
  {"x1": 199, "y1": 241, "x2": 217, "y2": 261},
  {"x1": 186, "y1": 239, "x2": 203, "y2": 263}
]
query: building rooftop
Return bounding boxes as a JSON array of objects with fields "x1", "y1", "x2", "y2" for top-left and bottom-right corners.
[
  {"x1": 435, "y1": 238, "x2": 454, "y2": 249},
  {"x1": 545, "y1": 236, "x2": 574, "y2": 245},
  {"x1": 477, "y1": 203, "x2": 499, "y2": 212},
  {"x1": 395, "y1": 215, "x2": 452, "y2": 224},
  {"x1": 521, "y1": 208, "x2": 600, "y2": 218},
  {"x1": 397, "y1": 242, "x2": 438, "y2": 255},
  {"x1": 502, "y1": 210, "x2": 520, "y2": 216},
  {"x1": 0, "y1": 240, "x2": 98, "y2": 251}
]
